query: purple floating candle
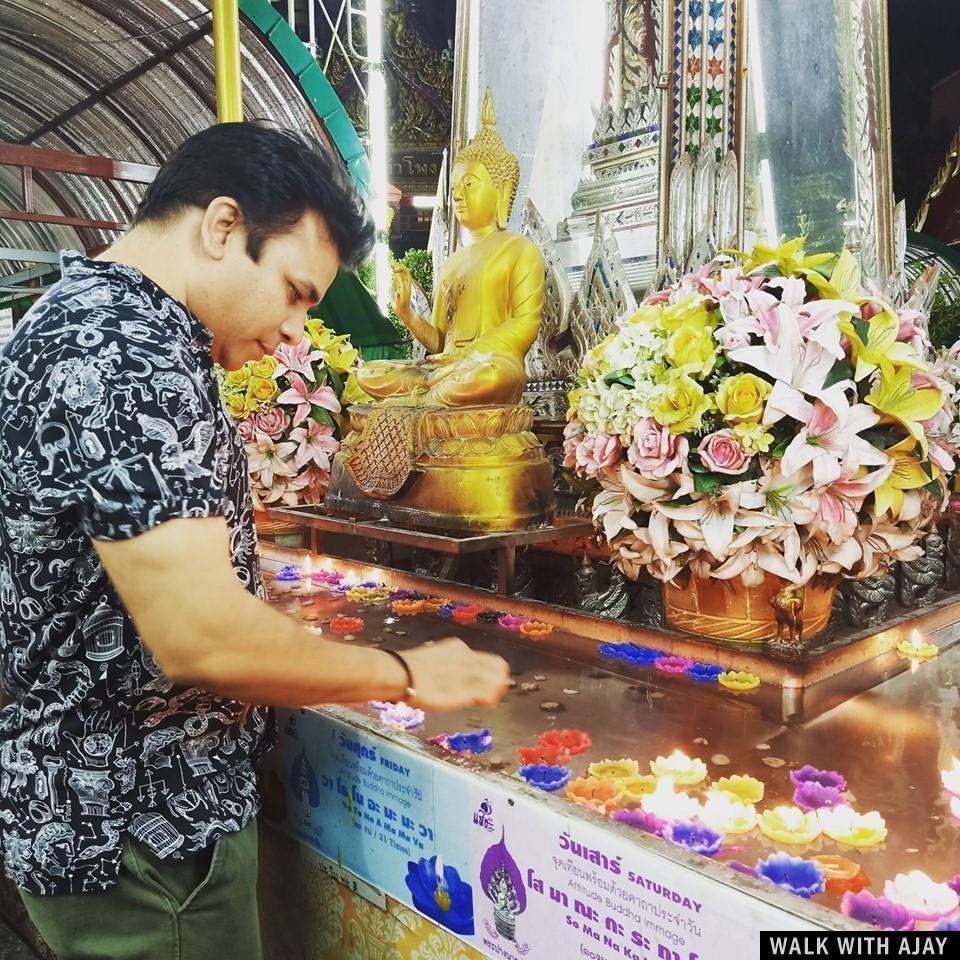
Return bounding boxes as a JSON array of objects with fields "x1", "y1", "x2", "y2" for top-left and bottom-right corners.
[
  {"x1": 789, "y1": 765, "x2": 847, "y2": 793},
  {"x1": 611, "y1": 808, "x2": 665, "y2": 836},
  {"x1": 756, "y1": 854, "x2": 825, "y2": 899},
  {"x1": 793, "y1": 781, "x2": 846, "y2": 811},
  {"x1": 687, "y1": 662, "x2": 724, "y2": 682},
  {"x1": 388, "y1": 588, "x2": 421, "y2": 600},
  {"x1": 935, "y1": 916, "x2": 960, "y2": 931},
  {"x1": 663, "y1": 821, "x2": 723, "y2": 856},
  {"x1": 446, "y1": 729, "x2": 494, "y2": 755},
  {"x1": 519, "y1": 764, "x2": 571, "y2": 792},
  {"x1": 840, "y1": 891, "x2": 915, "y2": 931},
  {"x1": 378, "y1": 703, "x2": 425, "y2": 730},
  {"x1": 497, "y1": 614, "x2": 529, "y2": 630},
  {"x1": 655, "y1": 655, "x2": 694, "y2": 675}
]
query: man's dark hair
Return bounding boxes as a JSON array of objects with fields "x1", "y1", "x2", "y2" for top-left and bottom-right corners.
[{"x1": 134, "y1": 122, "x2": 376, "y2": 270}]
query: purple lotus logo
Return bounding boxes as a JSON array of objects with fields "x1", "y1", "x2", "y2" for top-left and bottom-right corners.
[{"x1": 480, "y1": 830, "x2": 527, "y2": 942}]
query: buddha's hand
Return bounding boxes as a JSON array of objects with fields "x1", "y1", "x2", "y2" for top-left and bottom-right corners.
[
  {"x1": 391, "y1": 263, "x2": 414, "y2": 322},
  {"x1": 402, "y1": 638, "x2": 510, "y2": 711}
]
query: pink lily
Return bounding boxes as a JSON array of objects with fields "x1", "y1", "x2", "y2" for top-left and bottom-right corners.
[
  {"x1": 763, "y1": 381, "x2": 887, "y2": 486},
  {"x1": 245, "y1": 431, "x2": 297, "y2": 487},
  {"x1": 799, "y1": 463, "x2": 894, "y2": 543},
  {"x1": 276, "y1": 373, "x2": 341, "y2": 426},
  {"x1": 290, "y1": 419, "x2": 339, "y2": 471},
  {"x1": 273, "y1": 338, "x2": 325, "y2": 381}
]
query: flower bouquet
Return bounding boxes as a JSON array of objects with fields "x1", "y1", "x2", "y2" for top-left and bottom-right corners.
[
  {"x1": 564, "y1": 238, "x2": 954, "y2": 641},
  {"x1": 218, "y1": 318, "x2": 360, "y2": 507}
]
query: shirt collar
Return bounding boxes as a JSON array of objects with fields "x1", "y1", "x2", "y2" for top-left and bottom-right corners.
[{"x1": 60, "y1": 250, "x2": 214, "y2": 357}]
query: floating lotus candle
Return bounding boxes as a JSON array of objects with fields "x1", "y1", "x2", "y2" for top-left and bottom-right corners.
[
  {"x1": 330, "y1": 616, "x2": 365, "y2": 634},
  {"x1": 618, "y1": 776, "x2": 659, "y2": 806},
  {"x1": 654, "y1": 655, "x2": 694, "y2": 675},
  {"x1": 789, "y1": 765, "x2": 847, "y2": 793},
  {"x1": 934, "y1": 916, "x2": 960, "y2": 932},
  {"x1": 597, "y1": 643, "x2": 662, "y2": 664},
  {"x1": 565, "y1": 776, "x2": 624, "y2": 815},
  {"x1": 345, "y1": 586, "x2": 390, "y2": 603},
  {"x1": 941, "y1": 756, "x2": 960, "y2": 796},
  {"x1": 793, "y1": 781, "x2": 845, "y2": 811},
  {"x1": 649, "y1": 750, "x2": 708, "y2": 785},
  {"x1": 420, "y1": 597, "x2": 451, "y2": 614},
  {"x1": 756, "y1": 854, "x2": 824, "y2": 899},
  {"x1": 429, "y1": 729, "x2": 493, "y2": 757},
  {"x1": 841, "y1": 891, "x2": 915, "y2": 931},
  {"x1": 896, "y1": 629, "x2": 938, "y2": 663},
  {"x1": 517, "y1": 744, "x2": 570, "y2": 767},
  {"x1": 640, "y1": 776, "x2": 702, "y2": 822},
  {"x1": 700, "y1": 791, "x2": 758, "y2": 834},
  {"x1": 588, "y1": 759, "x2": 641, "y2": 783},
  {"x1": 476, "y1": 609, "x2": 506, "y2": 624},
  {"x1": 519, "y1": 620, "x2": 553, "y2": 639},
  {"x1": 687, "y1": 662, "x2": 724, "y2": 682},
  {"x1": 883, "y1": 871, "x2": 959, "y2": 921},
  {"x1": 611, "y1": 808, "x2": 664, "y2": 836},
  {"x1": 388, "y1": 588, "x2": 420, "y2": 600},
  {"x1": 451, "y1": 604, "x2": 484, "y2": 624},
  {"x1": 310, "y1": 569, "x2": 343, "y2": 586},
  {"x1": 497, "y1": 614, "x2": 529, "y2": 631},
  {"x1": 714, "y1": 774, "x2": 764, "y2": 805},
  {"x1": 378, "y1": 703, "x2": 425, "y2": 730},
  {"x1": 813, "y1": 856, "x2": 870, "y2": 895},
  {"x1": 539, "y1": 729, "x2": 591, "y2": 756},
  {"x1": 664, "y1": 821, "x2": 723, "y2": 856},
  {"x1": 391, "y1": 599, "x2": 425, "y2": 616},
  {"x1": 519, "y1": 764, "x2": 571, "y2": 792},
  {"x1": 718, "y1": 671, "x2": 761, "y2": 692},
  {"x1": 757, "y1": 806, "x2": 821, "y2": 845},
  {"x1": 817, "y1": 807, "x2": 887, "y2": 847},
  {"x1": 273, "y1": 564, "x2": 301, "y2": 593}
]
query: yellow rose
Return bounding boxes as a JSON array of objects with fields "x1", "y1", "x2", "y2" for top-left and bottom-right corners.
[
  {"x1": 657, "y1": 295, "x2": 714, "y2": 333},
  {"x1": 248, "y1": 377, "x2": 279, "y2": 404},
  {"x1": 653, "y1": 370, "x2": 712, "y2": 434},
  {"x1": 225, "y1": 394, "x2": 247, "y2": 419},
  {"x1": 733, "y1": 421, "x2": 774, "y2": 453},
  {"x1": 250, "y1": 356, "x2": 279, "y2": 379},
  {"x1": 225, "y1": 367, "x2": 252, "y2": 388},
  {"x1": 667, "y1": 325, "x2": 716, "y2": 378},
  {"x1": 716, "y1": 373, "x2": 772, "y2": 423}
]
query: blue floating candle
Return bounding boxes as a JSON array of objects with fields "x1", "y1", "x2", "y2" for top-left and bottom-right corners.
[
  {"x1": 446, "y1": 729, "x2": 494, "y2": 755},
  {"x1": 519, "y1": 764, "x2": 572, "y2": 792},
  {"x1": 611, "y1": 808, "x2": 665, "y2": 836},
  {"x1": 756, "y1": 853, "x2": 825, "y2": 899},
  {"x1": 687, "y1": 662, "x2": 724, "y2": 682},
  {"x1": 663, "y1": 821, "x2": 723, "y2": 856}
]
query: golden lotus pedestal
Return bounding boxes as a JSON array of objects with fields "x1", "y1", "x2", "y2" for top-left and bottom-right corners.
[{"x1": 325, "y1": 403, "x2": 556, "y2": 533}]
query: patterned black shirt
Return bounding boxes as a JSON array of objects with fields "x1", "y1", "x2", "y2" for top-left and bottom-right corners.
[{"x1": 0, "y1": 252, "x2": 272, "y2": 895}]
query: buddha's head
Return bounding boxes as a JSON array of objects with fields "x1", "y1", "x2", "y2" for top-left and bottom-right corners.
[{"x1": 452, "y1": 88, "x2": 520, "y2": 232}]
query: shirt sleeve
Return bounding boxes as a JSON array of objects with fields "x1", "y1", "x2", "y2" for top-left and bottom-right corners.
[{"x1": 18, "y1": 328, "x2": 228, "y2": 541}]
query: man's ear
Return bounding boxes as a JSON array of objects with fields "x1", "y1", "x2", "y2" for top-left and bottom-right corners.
[{"x1": 199, "y1": 196, "x2": 243, "y2": 260}]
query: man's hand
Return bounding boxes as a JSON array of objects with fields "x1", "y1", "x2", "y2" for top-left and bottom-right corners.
[{"x1": 402, "y1": 638, "x2": 510, "y2": 711}]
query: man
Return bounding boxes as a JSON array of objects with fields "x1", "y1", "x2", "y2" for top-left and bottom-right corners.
[{"x1": 0, "y1": 123, "x2": 509, "y2": 960}]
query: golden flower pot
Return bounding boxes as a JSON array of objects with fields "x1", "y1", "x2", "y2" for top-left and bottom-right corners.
[{"x1": 662, "y1": 572, "x2": 836, "y2": 643}]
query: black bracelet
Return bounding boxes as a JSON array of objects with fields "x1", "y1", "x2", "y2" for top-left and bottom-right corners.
[{"x1": 382, "y1": 648, "x2": 417, "y2": 701}]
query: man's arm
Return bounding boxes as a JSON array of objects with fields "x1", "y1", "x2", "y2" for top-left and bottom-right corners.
[{"x1": 94, "y1": 516, "x2": 510, "y2": 711}]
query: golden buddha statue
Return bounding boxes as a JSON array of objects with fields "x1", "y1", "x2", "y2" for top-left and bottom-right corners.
[
  {"x1": 354, "y1": 90, "x2": 544, "y2": 406},
  {"x1": 326, "y1": 89, "x2": 557, "y2": 532}
]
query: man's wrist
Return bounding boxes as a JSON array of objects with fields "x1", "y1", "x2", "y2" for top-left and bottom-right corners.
[{"x1": 381, "y1": 648, "x2": 417, "y2": 701}]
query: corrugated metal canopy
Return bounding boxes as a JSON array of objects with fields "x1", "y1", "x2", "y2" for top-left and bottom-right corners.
[{"x1": 0, "y1": 0, "x2": 359, "y2": 278}]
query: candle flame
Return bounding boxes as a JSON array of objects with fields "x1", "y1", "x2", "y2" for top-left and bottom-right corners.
[
  {"x1": 303, "y1": 555, "x2": 313, "y2": 576},
  {"x1": 910, "y1": 629, "x2": 922, "y2": 653}
]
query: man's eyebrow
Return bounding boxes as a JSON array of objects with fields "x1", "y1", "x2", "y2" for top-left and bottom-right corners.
[{"x1": 295, "y1": 280, "x2": 321, "y2": 304}]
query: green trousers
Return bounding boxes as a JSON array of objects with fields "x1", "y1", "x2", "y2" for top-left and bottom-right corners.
[{"x1": 20, "y1": 820, "x2": 263, "y2": 960}]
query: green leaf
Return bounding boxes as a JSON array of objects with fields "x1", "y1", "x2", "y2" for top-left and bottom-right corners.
[
  {"x1": 312, "y1": 408, "x2": 336, "y2": 428},
  {"x1": 602, "y1": 368, "x2": 635, "y2": 388},
  {"x1": 694, "y1": 472, "x2": 722, "y2": 494},
  {"x1": 823, "y1": 358, "x2": 854, "y2": 389},
  {"x1": 925, "y1": 478, "x2": 942, "y2": 496},
  {"x1": 326, "y1": 365, "x2": 343, "y2": 394},
  {"x1": 852, "y1": 317, "x2": 870, "y2": 345}
]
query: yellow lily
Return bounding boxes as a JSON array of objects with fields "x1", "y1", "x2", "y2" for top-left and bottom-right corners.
[
  {"x1": 802, "y1": 248, "x2": 863, "y2": 301},
  {"x1": 727, "y1": 236, "x2": 833, "y2": 276},
  {"x1": 865, "y1": 366, "x2": 944, "y2": 456},
  {"x1": 838, "y1": 309, "x2": 925, "y2": 381},
  {"x1": 873, "y1": 438, "x2": 937, "y2": 519}
]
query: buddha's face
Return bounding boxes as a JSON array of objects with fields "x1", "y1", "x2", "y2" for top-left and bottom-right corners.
[{"x1": 451, "y1": 159, "x2": 501, "y2": 232}]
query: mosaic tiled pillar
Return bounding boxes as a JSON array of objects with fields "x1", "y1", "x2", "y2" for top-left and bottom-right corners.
[{"x1": 669, "y1": 0, "x2": 739, "y2": 162}]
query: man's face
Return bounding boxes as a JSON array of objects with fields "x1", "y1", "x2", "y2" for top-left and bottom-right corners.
[{"x1": 190, "y1": 208, "x2": 340, "y2": 371}]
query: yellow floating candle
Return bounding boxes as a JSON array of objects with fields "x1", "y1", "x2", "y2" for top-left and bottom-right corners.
[
  {"x1": 588, "y1": 759, "x2": 641, "y2": 783},
  {"x1": 758, "y1": 805, "x2": 821, "y2": 845},
  {"x1": 817, "y1": 806, "x2": 887, "y2": 847},
  {"x1": 565, "y1": 776, "x2": 624, "y2": 815},
  {"x1": 718, "y1": 670, "x2": 761, "y2": 691},
  {"x1": 649, "y1": 750, "x2": 708, "y2": 785},
  {"x1": 896, "y1": 629, "x2": 938, "y2": 661},
  {"x1": 713, "y1": 774, "x2": 764, "y2": 805},
  {"x1": 701, "y1": 791, "x2": 758, "y2": 834},
  {"x1": 618, "y1": 775, "x2": 658, "y2": 805}
]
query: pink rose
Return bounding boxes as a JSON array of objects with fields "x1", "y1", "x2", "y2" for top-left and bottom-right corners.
[
  {"x1": 627, "y1": 418, "x2": 689, "y2": 479},
  {"x1": 698, "y1": 430, "x2": 751, "y2": 475},
  {"x1": 236, "y1": 418, "x2": 256, "y2": 443},
  {"x1": 568, "y1": 430, "x2": 621, "y2": 477},
  {"x1": 251, "y1": 407, "x2": 291, "y2": 438}
]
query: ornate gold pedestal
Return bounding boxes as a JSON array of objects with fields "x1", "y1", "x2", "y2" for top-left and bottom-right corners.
[{"x1": 325, "y1": 403, "x2": 556, "y2": 532}]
